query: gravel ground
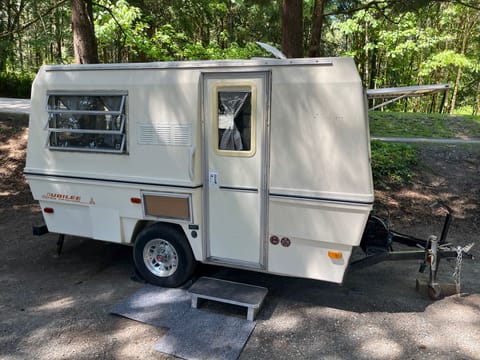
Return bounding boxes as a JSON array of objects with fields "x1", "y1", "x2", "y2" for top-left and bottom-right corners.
[{"x1": 1, "y1": 114, "x2": 479, "y2": 360}]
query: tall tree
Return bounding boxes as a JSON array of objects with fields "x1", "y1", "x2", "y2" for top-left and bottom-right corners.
[
  {"x1": 281, "y1": 0, "x2": 303, "y2": 58},
  {"x1": 308, "y1": 0, "x2": 327, "y2": 57},
  {"x1": 71, "y1": 0, "x2": 98, "y2": 63},
  {"x1": 0, "y1": 0, "x2": 26, "y2": 71},
  {"x1": 448, "y1": 8, "x2": 479, "y2": 114}
]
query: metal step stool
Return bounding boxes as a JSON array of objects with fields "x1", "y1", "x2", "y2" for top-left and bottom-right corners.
[{"x1": 188, "y1": 277, "x2": 268, "y2": 321}]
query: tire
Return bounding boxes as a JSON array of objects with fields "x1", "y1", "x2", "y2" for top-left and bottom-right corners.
[{"x1": 133, "y1": 223, "x2": 196, "y2": 287}]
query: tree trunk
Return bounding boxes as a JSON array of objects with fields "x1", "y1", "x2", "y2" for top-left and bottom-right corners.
[
  {"x1": 449, "y1": 66, "x2": 462, "y2": 115},
  {"x1": 475, "y1": 80, "x2": 480, "y2": 116},
  {"x1": 308, "y1": 0, "x2": 326, "y2": 57},
  {"x1": 0, "y1": 0, "x2": 25, "y2": 71},
  {"x1": 282, "y1": 0, "x2": 303, "y2": 58},
  {"x1": 449, "y1": 12, "x2": 477, "y2": 114},
  {"x1": 71, "y1": 0, "x2": 98, "y2": 64}
]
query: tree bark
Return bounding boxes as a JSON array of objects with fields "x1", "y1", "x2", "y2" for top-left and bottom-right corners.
[
  {"x1": 308, "y1": 0, "x2": 326, "y2": 57},
  {"x1": 71, "y1": 0, "x2": 98, "y2": 64},
  {"x1": 449, "y1": 12, "x2": 477, "y2": 114},
  {"x1": 474, "y1": 80, "x2": 480, "y2": 116},
  {"x1": 282, "y1": 0, "x2": 303, "y2": 58}
]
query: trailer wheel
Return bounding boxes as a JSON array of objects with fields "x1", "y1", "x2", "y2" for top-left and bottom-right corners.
[{"x1": 133, "y1": 223, "x2": 196, "y2": 287}]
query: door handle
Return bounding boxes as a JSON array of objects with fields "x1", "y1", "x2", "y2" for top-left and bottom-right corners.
[{"x1": 209, "y1": 170, "x2": 219, "y2": 187}]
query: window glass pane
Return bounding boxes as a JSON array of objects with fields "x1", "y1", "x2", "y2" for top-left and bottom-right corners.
[
  {"x1": 217, "y1": 91, "x2": 251, "y2": 151},
  {"x1": 47, "y1": 93, "x2": 127, "y2": 153},
  {"x1": 48, "y1": 113, "x2": 124, "y2": 131},
  {"x1": 48, "y1": 95, "x2": 123, "y2": 112},
  {"x1": 49, "y1": 132, "x2": 124, "y2": 151}
]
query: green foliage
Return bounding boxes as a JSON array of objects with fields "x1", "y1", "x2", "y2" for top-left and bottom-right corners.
[
  {"x1": 419, "y1": 50, "x2": 477, "y2": 77},
  {"x1": 181, "y1": 41, "x2": 264, "y2": 60},
  {"x1": 0, "y1": 72, "x2": 35, "y2": 98},
  {"x1": 370, "y1": 140, "x2": 417, "y2": 189},
  {"x1": 332, "y1": 2, "x2": 480, "y2": 113},
  {"x1": 2, "y1": 0, "x2": 480, "y2": 116},
  {"x1": 93, "y1": 0, "x2": 272, "y2": 62}
]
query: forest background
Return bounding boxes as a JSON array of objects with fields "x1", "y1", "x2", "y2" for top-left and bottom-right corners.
[{"x1": 0, "y1": 0, "x2": 480, "y2": 115}]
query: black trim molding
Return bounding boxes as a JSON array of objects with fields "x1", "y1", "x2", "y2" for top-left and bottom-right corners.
[
  {"x1": 24, "y1": 171, "x2": 203, "y2": 190},
  {"x1": 219, "y1": 186, "x2": 258, "y2": 193},
  {"x1": 269, "y1": 192, "x2": 373, "y2": 206}
]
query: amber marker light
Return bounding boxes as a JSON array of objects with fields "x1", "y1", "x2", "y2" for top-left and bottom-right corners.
[
  {"x1": 328, "y1": 251, "x2": 343, "y2": 260},
  {"x1": 130, "y1": 197, "x2": 142, "y2": 204}
]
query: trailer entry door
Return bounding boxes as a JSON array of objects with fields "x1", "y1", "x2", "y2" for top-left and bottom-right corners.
[{"x1": 203, "y1": 72, "x2": 270, "y2": 269}]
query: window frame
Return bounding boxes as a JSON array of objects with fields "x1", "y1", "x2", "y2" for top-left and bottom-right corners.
[
  {"x1": 212, "y1": 82, "x2": 257, "y2": 158},
  {"x1": 45, "y1": 90, "x2": 128, "y2": 154}
]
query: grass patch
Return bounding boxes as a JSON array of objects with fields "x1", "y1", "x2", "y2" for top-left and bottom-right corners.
[
  {"x1": 371, "y1": 140, "x2": 417, "y2": 189},
  {"x1": 369, "y1": 111, "x2": 480, "y2": 139}
]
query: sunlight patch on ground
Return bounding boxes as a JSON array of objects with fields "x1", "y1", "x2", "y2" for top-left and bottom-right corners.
[
  {"x1": 266, "y1": 312, "x2": 301, "y2": 332},
  {"x1": 33, "y1": 297, "x2": 75, "y2": 312},
  {"x1": 0, "y1": 191, "x2": 19, "y2": 196},
  {"x1": 359, "y1": 338, "x2": 403, "y2": 359}
]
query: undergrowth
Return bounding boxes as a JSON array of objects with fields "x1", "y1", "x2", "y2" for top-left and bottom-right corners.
[
  {"x1": 0, "y1": 72, "x2": 34, "y2": 98},
  {"x1": 371, "y1": 140, "x2": 417, "y2": 189}
]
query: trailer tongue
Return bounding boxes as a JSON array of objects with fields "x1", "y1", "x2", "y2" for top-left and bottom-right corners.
[{"x1": 352, "y1": 204, "x2": 474, "y2": 299}]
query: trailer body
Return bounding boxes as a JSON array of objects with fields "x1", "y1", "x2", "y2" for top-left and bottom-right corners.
[{"x1": 25, "y1": 57, "x2": 373, "y2": 285}]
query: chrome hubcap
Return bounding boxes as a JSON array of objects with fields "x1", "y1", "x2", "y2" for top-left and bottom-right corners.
[{"x1": 143, "y1": 239, "x2": 178, "y2": 277}]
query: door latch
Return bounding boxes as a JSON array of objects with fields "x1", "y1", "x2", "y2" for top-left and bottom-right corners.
[{"x1": 209, "y1": 171, "x2": 219, "y2": 187}]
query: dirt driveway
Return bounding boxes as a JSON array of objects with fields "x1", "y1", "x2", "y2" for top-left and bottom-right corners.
[{"x1": 1, "y1": 115, "x2": 479, "y2": 359}]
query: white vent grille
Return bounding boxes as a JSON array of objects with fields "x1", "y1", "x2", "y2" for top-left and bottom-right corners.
[
  {"x1": 172, "y1": 125, "x2": 192, "y2": 146},
  {"x1": 138, "y1": 123, "x2": 191, "y2": 146}
]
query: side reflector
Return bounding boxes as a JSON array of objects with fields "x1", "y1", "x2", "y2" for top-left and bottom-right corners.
[
  {"x1": 43, "y1": 207, "x2": 54, "y2": 214},
  {"x1": 130, "y1": 197, "x2": 142, "y2": 204},
  {"x1": 328, "y1": 251, "x2": 343, "y2": 260}
]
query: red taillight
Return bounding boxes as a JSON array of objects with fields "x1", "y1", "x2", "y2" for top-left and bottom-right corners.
[
  {"x1": 130, "y1": 197, "x2": 142, "y2": 204},
  {"x1": 43, "y1": 207, "x2": 54, "y2": 214},
  {"x1": 270, "y1": 235, "x2": 279, "y2": 245},
  {"x1": 281, "y1": 237, "x2": 291, "y2": 247}
]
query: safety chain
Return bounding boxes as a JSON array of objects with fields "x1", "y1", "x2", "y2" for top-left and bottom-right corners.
[
  {"x1": 452, "y1": 243, "x2": 475, "y2": 294},
  {"x1": 452, "y1": 246, "x2": 463, "y2": 293}
]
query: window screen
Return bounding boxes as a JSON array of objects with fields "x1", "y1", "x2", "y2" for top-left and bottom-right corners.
[
  {"x1": 46, "y1": 92, "x2": 127, "y2": 153},
  {"x1": 216, "y1": 89, "x2": 254, "y2": 156}
]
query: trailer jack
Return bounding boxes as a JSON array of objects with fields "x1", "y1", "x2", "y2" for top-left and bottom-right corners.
[
  {"x1": 32, "y1": 224, "x2": 66, "y2": 255},
  {"x1": 57, "y1": 234, "x2": 65, "y2": 255},
  {"x1": 351, "y1": 209, "x2": 474, "y2": 300}
]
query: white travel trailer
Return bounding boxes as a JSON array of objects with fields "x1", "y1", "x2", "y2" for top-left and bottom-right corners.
[{"x1": 24, "y1": 57, "x2": 374, "y2": 287}]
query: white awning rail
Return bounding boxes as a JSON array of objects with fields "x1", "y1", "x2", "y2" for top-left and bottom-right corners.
[{"x1": 366, "y1": 84, "x2": 450, "y2": 110}]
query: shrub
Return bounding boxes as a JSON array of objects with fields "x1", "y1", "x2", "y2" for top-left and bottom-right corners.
[
  {"x1": 0, "y1": 72, "x2": 35, "y2": 98},
  {"x1": 371, "y1": 140, "x2": 417, "y2": 189}
]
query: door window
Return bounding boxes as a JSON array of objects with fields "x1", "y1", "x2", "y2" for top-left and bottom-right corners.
[{"x1": 214, "y1": 86, "x2": 256, "y2": 157}]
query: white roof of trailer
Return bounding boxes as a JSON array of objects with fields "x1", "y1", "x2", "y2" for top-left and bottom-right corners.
[{"x1": 42, "y1": 57, "x2": 337, "y2": 72}]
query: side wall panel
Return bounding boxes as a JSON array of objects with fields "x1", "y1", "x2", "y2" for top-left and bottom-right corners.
[
  {"x1": 25, "y1": 68, "x2": 202, "y2": 187},
  {"x1": 267, "y1": 59, "x2": 373, "y2": 283},
  {"x1": 269, "y1": 59, "x2": 373, "y2": 202}
]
